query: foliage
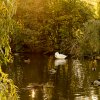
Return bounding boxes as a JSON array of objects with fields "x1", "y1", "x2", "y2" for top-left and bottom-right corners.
[
  {"x1": 0, "y1": 66, "x2": 19, "y2": 100},
  {"x1": 0, "y1": 0, "x2": 17, "y2": 64},
  {"x1": 14, "y1": 0, "x2": 95, "y2": 55},
  {"x1": 97, "y1": 1, "x2": 100, "y2": 19},
  {"x1": 82, "y1": 19, "x2": 100, "y2": 56},
  {"x1": 0, "y1": 0, "x2": 19, "y2": 99}
]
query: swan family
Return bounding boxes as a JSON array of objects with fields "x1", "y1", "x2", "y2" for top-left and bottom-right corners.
[{"x1": 55, "y1": 52, "x2": 67, "y2": 59}]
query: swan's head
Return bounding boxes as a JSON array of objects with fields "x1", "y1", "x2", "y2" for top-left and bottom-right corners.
[{"x1": 55, "y1": 52, "x2": 59, "y2": 56}]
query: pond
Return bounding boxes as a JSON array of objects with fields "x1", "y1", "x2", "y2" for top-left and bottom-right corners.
[{"x1": 4, "y1": 53, "x2": 100, "y2": 100}]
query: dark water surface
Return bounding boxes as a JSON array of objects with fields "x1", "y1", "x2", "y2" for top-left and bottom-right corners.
[{"x1": 6, "y1": 53, "x2": 100, "y2": 100}]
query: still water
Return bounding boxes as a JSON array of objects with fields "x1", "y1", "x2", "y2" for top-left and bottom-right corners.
[{"x1": 6, "y1": 53, "x2": 100, "y2": 100}]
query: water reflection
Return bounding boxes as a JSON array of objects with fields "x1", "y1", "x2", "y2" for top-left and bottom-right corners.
[
  {"x1": 43, "y1": 81, "x2": 55, "y2": 100},
  {"x1": 55, "y1": 59, "x2": 66, "y2": 66},
  {"x1": 72, "y1": 59, "x2": 84, "y2": 89},
  {"x1": 90, "y1": 88, "x2": 98, "y2": 100},
  {"x1": 74, "y1": 87, "x2": 99, "y2": 100},
  {"x1": 5, "y1": 54, "x2": 100, "y2": 100},
  {"x1": 31, "y1": 89, "x2": 35, "y2": 98}
]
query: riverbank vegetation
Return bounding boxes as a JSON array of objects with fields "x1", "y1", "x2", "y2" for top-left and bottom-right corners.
[
  {"x1": 0, "y1": 0, "x2": 19, "y2": 99},
  {"x1": 10, "y1": 0, "x2": 100, "y2": 58}
]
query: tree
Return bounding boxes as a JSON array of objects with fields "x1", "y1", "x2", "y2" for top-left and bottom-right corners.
[
  {"x1": 82, "y1": 19, "x2": 100, "y2": 56},
  {"x1": 0, "y1": 0, "x2": 17, "y2": 64},
  {"x1": 0, "y1": 0, "x2": 19, "y2": 99},
  {"x1": 14, "y1": 0, "x2": 95, "y2": 55}
]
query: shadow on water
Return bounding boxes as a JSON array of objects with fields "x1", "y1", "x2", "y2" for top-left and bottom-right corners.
[{"x1": 5, "y1": 53, "x2": 100, "y2": 100}]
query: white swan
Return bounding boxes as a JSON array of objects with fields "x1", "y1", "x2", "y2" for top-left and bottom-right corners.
[{"x1": 55, "y1": 52, "x2": 67, "y2": 59}]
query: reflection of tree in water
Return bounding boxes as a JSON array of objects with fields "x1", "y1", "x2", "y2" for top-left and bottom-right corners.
[
  {"x1": 48, "y1": 56, "x2": 54, "y2": 70},
  {"x1": 7, "y1": 54, "x2": 24, "y2": 88},
  {"x1": 71, "y1": 59, "x2": 100, "y2": 100},
  {"x1": 43, "y1": 56, "x2": 56, "y2": 100},
  {"x1": 5, "y1": 54, "x2": 100, "y2": 100},
  {"x1": 44, "y1": 55, "x2": 68, "y2": 99},
  {"x1": 71, "y1": 59, "x2": 85, "y2": 89},
  {"x1": 70, "y1": 59, "x2": 92, "y2": 97},
  {"x1": 53, "y1": 60, "x2": 69, "y2": 99},
  {"x1": 43, "y1": 80, "x2": 55, "y2": 100}
]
